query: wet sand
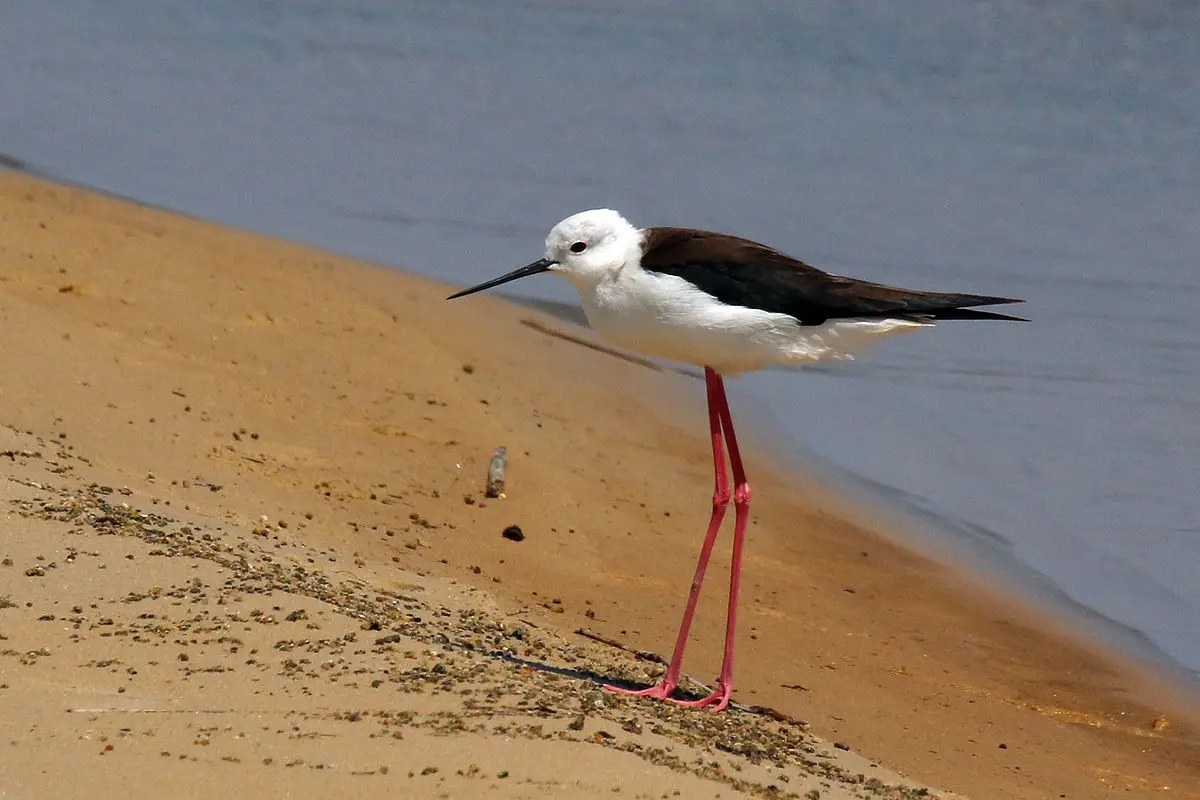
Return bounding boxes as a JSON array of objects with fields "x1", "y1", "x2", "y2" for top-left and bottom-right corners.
[{"x1": 0, "y1": 168, "x2": 1197, "y2": 799}]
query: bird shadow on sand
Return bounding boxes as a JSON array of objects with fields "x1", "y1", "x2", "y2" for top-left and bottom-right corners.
[
  {"x1": 494, "y1": 292, "x2": 700, "y2": 378},
  {"x1": 436, "y1": 625, "x2": 670, "y2": 693},
  {"x1": 440, "y1": 624, "x2": 808, "y2": 724}
]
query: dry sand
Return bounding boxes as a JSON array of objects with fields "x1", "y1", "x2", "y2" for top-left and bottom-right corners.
[{"x1": 0, "y1": 168, "x2": 1197, "y2": 799}]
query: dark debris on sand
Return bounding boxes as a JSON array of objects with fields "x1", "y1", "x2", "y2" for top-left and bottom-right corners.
[{"x1": 6, "y1": 471, "x2": 945, "y2": 800}]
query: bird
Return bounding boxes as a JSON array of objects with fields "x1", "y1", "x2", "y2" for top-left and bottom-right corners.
[{"x1": 447, "y1": 208, "x2": 1025, "y2": 711}]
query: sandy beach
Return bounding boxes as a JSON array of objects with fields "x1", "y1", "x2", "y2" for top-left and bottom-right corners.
[{"x1": 1, "y1": 168, "x2": 1197, "y2": 798}]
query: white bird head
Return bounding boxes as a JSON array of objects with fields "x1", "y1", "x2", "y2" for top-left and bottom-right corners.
[{"x1": 446, "y1": 208, "x2": 640, "y2": 300}]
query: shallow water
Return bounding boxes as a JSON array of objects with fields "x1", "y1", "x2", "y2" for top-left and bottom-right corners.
[{"x1": 3, "y1": 0, "x2": 1197, "y2": 679}]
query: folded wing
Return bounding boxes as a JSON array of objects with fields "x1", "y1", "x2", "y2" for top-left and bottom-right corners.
[{"x1": 640, "y1": 227, "x2": 1026, "y2": 325}]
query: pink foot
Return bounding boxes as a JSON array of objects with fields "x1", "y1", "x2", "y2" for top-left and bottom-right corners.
[
  {"x1": 603, "y1": 679, "x2": 732, "y2": 711},
  {"x1": 602, "y1": 679, "x2": 677, "y2": 701},
  {"x1": 670, "y1": 681, "x2": 732, "y2": 711}
]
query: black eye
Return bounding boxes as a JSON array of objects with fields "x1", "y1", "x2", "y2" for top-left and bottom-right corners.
[{"x1": 569, "y1": 241, "x2": 587, "y2": 253}]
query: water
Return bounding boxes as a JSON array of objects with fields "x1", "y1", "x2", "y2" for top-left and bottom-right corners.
[{"x1": 3, "y1": 0, "x2": 1197, "y2": 680}]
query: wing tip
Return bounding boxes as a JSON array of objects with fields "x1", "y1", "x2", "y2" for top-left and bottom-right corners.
[
  {"x1": 935, "y1": 307, "x2": 1029, "y2": 322},
  {"x1": 949, "y1": 295, "x2": 1027, "y2": 321}
]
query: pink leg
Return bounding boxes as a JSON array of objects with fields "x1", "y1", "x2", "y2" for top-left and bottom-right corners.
[
  {"x1": 672, "y1": 372, "x2": 750, "y2": 711},
  {"x1": 604, "y1": 366, "x2": 731, "y2": 701}
]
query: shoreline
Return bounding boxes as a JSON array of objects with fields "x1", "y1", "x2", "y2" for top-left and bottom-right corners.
[
  {"x1": 6, "y1": 152, "x2": 1197, "y2": 688},
  {"x1": 7, "y1": 152, "x2": 1196, "y2": 688},
  {"x1": 2, "y1": 166, "x2": 1198, "y2": 798}
]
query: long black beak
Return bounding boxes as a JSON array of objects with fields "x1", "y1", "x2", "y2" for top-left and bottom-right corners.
[{"x1": 446, "y1": 258, "x2": 556, "y2": 300}]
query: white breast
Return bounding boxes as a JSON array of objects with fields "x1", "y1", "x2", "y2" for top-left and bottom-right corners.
[{"x1": 574, "y1": 267, "x2": 927, "y2": 375}]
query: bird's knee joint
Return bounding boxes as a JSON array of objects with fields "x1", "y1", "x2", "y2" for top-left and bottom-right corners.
[
  {"x1": 734, "y1": 484, "x2": 752, "y2": 505},
  {"x1": 712, "y1": 490, "x2": 731, "y2": 509}
]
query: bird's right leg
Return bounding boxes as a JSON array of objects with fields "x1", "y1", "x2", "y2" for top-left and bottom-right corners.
[{"x1": 604, "y1": 366, "x2": 731, "y2": 700}]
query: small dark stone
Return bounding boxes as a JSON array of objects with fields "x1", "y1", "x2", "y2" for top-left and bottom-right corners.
[
  {"x1": 501, "y1": 525, "x2": 525, "y2": 542},
  {"x1": 833, "y1": 741, "x2": 850, "y2": 751}
]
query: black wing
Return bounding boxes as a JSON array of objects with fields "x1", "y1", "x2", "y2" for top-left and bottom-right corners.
[{"x1": 639, "y1": 227, "x2": 1026, "y2": 325}]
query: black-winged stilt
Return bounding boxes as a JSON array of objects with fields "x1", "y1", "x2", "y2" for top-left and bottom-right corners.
[{"x1": 448, "y1": 208, "x2": 1025, "y2": 711}]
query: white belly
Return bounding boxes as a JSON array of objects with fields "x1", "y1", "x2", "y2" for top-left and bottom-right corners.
[{"x1": 576, "y1": 270, "x2": 927, "y2": 375}]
